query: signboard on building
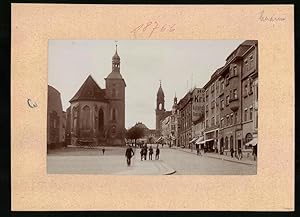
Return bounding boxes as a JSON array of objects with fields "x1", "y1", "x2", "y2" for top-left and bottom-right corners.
[{"x1": 192, "y1": 88, "x2": 205, "y2": 122}]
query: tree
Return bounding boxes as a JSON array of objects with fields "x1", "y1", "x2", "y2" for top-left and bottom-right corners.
[{"x1": 125, "y1": 125, "x2": 145, "y2": 146}]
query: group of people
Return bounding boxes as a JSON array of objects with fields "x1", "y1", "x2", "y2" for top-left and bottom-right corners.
[
  {"x1": 124, "y1": 144, "x2": 161, "y2": 166},
  {"x1": 140, "y1": 145, "x2": 160, "y2": 161}
]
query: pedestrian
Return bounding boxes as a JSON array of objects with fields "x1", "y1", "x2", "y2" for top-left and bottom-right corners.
[
  {"x1": 230, "y1": 147, "x2": 234, "y2": 158},
  {"x1": 238, "y1": 148, "x2": 243, "y2": 160},
  {"x1": 253, "y1": 146, "x2": 257, "y2": 161},
  {"x1": 196, "y1": 144, "x2": 201, "y2": 156},
  {"x1": 144, "y1": 145, "x2": 148, "y2": 160},
  {"x1": 125, "y1": 145, "x2": 134, "y2": 166},
  {"x1": 149, "y1": 146, "x2": 153, "y2": 160},
  {"x1": 155, "y1": 146, "x2": 160, "y2": 160},
  {"x1": 140, "y1": 147, "x2": 144, "y2": 161},
  {"x1": 102, "y1": 148, "x2": 105, "y2": 155}
]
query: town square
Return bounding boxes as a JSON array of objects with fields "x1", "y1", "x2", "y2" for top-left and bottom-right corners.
[{"x1": 47, "y1": 40, "x2": 258, "y2": 175}]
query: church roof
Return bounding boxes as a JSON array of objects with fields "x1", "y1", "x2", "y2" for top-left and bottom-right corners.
[{"x1": 69, "y1": 75, "x2": 107, "y2": 103}]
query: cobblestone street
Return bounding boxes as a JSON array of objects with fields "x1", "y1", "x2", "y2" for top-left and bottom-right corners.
[{"x1": 47, "y1": 146, "x2": 256, "y2": 175}]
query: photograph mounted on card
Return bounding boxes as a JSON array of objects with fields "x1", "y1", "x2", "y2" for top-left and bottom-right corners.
[{"x1": 11, "y1": 4, "x2": 294, "y2": 211}]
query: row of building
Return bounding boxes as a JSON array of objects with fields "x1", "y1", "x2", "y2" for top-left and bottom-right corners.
[{"x1": 156, "y1": 40, "x2": 258, "y2": 155}]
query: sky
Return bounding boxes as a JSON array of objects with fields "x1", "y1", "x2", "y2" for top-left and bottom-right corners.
[{"x1": 48, "y1": 40, "x2": 244, "y2": 129}]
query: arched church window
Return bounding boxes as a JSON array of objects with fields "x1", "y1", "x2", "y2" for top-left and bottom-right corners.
[
  {"x1": 82, "y1": 105, "x2": 90, "y2": 129},
  {"x1": 159, "y1": 103, "x2": 162, "y2": 110},
  {"x1": 72, "y1": 107, "x2": 77, "y2": 131},
  {"x1": 98, "y1": 108, "x2": 104, "y2": 132}
]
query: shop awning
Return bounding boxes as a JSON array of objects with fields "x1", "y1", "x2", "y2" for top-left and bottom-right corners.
[
  {"x1": 204, "y1": 138, "x2": 214, "y2": 143},
  {"x1": 195, "y1": 136, "x2": 204, "y2": 144},
  {"x1": 245, "y1": 137, "x2": 258, "y2": 146},
  {"x1": 189, "y1": 137, "x2": 198, "y2": 143}
]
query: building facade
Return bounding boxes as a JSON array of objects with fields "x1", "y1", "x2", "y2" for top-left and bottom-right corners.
[
  {"x1": 217, "y1": 40, "x2": 258, "y2": 155},
  {"x1": 178, "y1": 91, "x2": 192, "y2": 147},
  {"x1": 47, "y1": 85, "x2": 66, "y2": 149},
  {"x1": 68, "y1": 46, "x2": 126, "y2": 146}
]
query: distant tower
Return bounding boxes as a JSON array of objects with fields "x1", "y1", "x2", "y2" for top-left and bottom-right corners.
[
  {"x1": 105, "y1": 42, "x2": 126, "y2": 145},
  {"x1": 172, "y1": 93, "x2": 178, "y2": 114},
  {"x1": 156, "y1": 81, "x2": 166, "y2": 131}
]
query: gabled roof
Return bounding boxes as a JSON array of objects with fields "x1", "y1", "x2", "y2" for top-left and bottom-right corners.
[{"x1": 69, "y1": 75, "x2": 107, "y2": 103}]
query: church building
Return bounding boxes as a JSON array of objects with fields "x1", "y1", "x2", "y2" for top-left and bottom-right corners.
[
  {"x1": 155, "y1": 82, "x2": 172, "y2": 134},
  {"x1": 67, "y1": 45, "x2": 126, "y2": 146}
]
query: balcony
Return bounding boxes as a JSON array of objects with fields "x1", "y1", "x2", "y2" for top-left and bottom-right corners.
[{"x1": 229, "y1": 98, "x2": 239, "y2": 111}]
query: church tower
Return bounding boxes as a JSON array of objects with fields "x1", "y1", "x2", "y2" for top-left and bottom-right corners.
[
  {"x1": 105, "y1": 42, "x2": 126, "y2": 145},
  {"x1": 156, "y1": 81, "x2": 166, "y2": 132}
]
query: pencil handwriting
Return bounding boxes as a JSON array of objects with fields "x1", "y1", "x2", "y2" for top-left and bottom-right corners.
[{"x1": 131, "y1": 21, "x2": 176, "y2": 38}]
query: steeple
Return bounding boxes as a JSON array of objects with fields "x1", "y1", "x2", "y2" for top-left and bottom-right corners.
[
  {"x1": 157, "y1": 80, "x2": 164, "y2": 98},
  {"x1": 112, "y1": 41, "x2": 120, "y2": 72}
]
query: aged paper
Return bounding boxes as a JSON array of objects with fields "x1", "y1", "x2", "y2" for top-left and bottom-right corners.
[{"x1": 11, "y1": 4, "x2": 294, "y2": 211}]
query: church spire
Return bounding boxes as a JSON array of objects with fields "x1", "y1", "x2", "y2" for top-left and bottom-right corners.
[
  {"x1": 112, "y1": 40, "x2": 120, "y2": 72},
  {"x1": 157, "y1": 80, "x2": 164, "y2": 97}
]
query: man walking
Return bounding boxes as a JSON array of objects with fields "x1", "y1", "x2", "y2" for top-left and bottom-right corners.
[
  {"x1": 125, "y1": 145, "x2": 134, "y2": 166},
  {"x1": 155, "y1": 146, "x2": 160, "y2": 160},
  {"x1": 149, "y1": 146, "x2": 153, "y2": 160}
]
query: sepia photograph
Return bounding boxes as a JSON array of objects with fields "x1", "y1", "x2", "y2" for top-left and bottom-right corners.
[{"x1": 47, "y1": 40, "x2": 258, "y2": 175}]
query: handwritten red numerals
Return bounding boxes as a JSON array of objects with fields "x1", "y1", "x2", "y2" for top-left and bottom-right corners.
[{"x1": 131, "y1": 22, "x2": 176, "y2": 38}]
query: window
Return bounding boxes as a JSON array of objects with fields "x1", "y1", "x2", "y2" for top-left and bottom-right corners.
[
  {"x1": 233, "y1": 65, "x2": 237, "y2": 76},
  {"x1": 216, "y1": 81, "x2": 219, "y2": 93},
  {"x1": 249, "y1": 78, "x2": 253, "y2": 94},
  {"x1": 82, "y1": 105, "x2": 91, "y2": 129},
  {"x1": 226, "y1": 115, "x2": 230, "y2": 126},
  {"x1": 221, "y1": 80, "x2": 224, "y2": 91},
  {"x1": 244, "y1": 83, "x2": 248, "y2": 97},
  {"x1": 244, "y1": 109, "x2": 248, "y2": 122},
  {"x1": 221, "y1": 100, "x2": 224, "y2": 109},
  {"x1": 231, "y1": 113, "x2": 234, "y2": 125},
  {"x1": 230, "y1": 136, "x2": 234, "y2": 149},
  {"x1": 206, "y1": 119, "x2": 209, "y2": 128},
  {"x1": 226, "y1": 95, "x2": 230, "y2": 106},
  {"x1": 245, "y1": 133, "x2": 253, "y2": 143},
  {"x1": 225, "y1": 74, "x2": 229, "y2": 86},
  {"x1": 235, "y1": 112, "x2": 238, "y2": 124},
  {"x1": 98, "y1": 108, "x2": 104, "y2": 131},
  {"x1": 225, "y1": 137, "x2": 229, "y2": 150},
  {"x1": 221, "y1": 118, "x2": 224, "y2": 128},
  {"x1": 250, "y1": 107, "x2": 253, "y2": 120},
  {"x1": 211, "y1": 83, "x2": 214, "y2": 93},
  {"x1": 216, "y1": 115, "x2": 219, "y2": 125},
  {"x1": 249, "y1": 54, "x2": 254, "y2": 68},
  {"x1": 244, "y1": 59, "x2": 249, "y2": 71},
  {"x1": 211, "y1": 117, "x2": 215, "y2": 126},
  {"x1": 211, "y1": 100, "x2": 215, "y2": 109},
  {"x1": 112, "y1": 108, "x2": 117, "y2": 121},
  {"x1": 233, "y1": 89, "x2": 238, "y2": 99}
]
